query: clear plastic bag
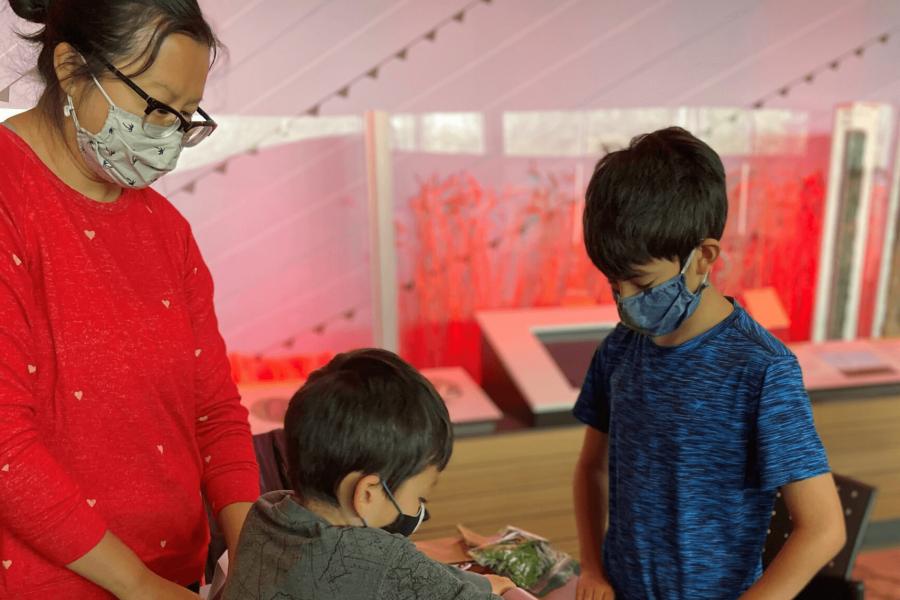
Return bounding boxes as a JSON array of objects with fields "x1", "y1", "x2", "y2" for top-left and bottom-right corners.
[{"x1": 468, "y1": 527, "x2": 580, "y2": 597}]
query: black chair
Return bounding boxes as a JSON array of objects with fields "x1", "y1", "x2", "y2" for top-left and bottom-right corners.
[
  {"x1": 763, "y1": 473, "x2": 877, "y2": 599},
  {"x1": 204, "y1": 428, "x2": 291, "y2": 582},
  {"x1": 252, "y1": 428, "x2": 291, "y2": 492}
]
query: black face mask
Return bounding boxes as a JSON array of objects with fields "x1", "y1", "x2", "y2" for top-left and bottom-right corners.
[{"x1": 379, "y1": 480, "x2": 430, "y2": 537}]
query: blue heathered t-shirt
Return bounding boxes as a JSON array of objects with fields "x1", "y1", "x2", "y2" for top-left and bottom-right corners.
[{"x1": 573, "y1": 301, "x2": 830, "y2": 600}]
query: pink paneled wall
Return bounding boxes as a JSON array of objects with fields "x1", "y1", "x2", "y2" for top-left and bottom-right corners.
[
  {"x1": 166, "y1": 135, "x2": 374, "y2": 355},
  {"x1": 3, "y1": 0, "x2": 900, "y2": 359}
]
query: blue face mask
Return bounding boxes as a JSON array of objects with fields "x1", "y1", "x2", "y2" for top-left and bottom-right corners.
[{"x1": 614, "y1": 250, "x2": 709, "y2": 337}]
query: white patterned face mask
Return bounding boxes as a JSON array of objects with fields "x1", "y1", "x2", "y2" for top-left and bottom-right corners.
[{"x1": 64, "y1": 75, "x2": 185, "y2": 189}]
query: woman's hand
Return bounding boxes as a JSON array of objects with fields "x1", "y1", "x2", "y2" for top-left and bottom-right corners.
[
  {"x1": 120, "y1": 570, "x2": 199, "y2": 600},
  {"x1": 66, "y1": 531, "x2": 198, "y2": 600},
  {"x1": 576, "y1": 568, "x2": 615, "y2": 600},
  {"x1": 218, "y1": 501, "x2": 253, "y2": 564},
  {"x1": 485, "y1": 574, "x2": 516, "y2": 595}
]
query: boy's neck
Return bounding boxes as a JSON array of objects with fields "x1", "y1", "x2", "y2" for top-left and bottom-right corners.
[
  {"x1": 652, "y1": 285, "x2": 734, "y2": 347},
  {"x1": 298, "y1": 496, "x2": 358, "y2": 527}
]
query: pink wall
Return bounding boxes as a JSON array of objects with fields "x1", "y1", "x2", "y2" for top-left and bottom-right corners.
[
  {"x1": 192, "y1": 0, "x2": 900, "y2": 117},
  {"x1": 3, "y1": 0, "x2": 900, "y2": 356}
]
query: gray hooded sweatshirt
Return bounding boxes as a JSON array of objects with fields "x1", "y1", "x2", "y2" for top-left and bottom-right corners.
[{"x1": 222, "y1": 490, "x2": 500, "y2": 600}]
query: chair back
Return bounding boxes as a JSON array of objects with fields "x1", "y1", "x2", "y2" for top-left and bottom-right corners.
[{"x1": 764, "y1": 472, "x2": 877, "y2": 579}]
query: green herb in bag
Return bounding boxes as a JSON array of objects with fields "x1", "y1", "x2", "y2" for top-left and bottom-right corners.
[{"x1": 468, "y1": 528, "x2": 580, "y2": 597}]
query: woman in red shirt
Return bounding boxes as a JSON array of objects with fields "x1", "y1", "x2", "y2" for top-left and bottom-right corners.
[{"x1": 0, "y1": 1, "x2": 260, "y2": 598}]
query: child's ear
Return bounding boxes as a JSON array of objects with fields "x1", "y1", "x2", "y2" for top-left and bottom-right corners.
[
  {"x1": 698, "y1": 238, "x2": 721, "y2": 272},
  {"x1": 350, "y1": 474, "x2": 384, "y2": 523}
]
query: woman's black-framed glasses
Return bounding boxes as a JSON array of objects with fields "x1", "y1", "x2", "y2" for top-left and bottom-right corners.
[{"x1": 100, "y1": 58, "x2": 217, "y2": 148}]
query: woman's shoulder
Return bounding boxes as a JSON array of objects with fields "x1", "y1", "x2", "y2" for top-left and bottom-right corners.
[
  {"x1": 0, "y1": 124, "x2": 33, "y2": 184},
  {"x1": 141, "y1": 185, "x2": 182, "y2": 217},
  {"x1": 0, "y1": 125, "x2": 36, "y2": 220},
  {"x1": 140, "y1": 186, "x2": 193, "y2": 236}
]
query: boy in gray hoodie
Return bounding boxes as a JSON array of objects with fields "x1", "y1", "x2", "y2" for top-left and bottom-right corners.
[{"x1": 223, "y1": 349, "x2": 514, "y2": 600}]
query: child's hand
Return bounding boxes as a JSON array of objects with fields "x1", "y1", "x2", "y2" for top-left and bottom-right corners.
[
  {"x1": 576, "y1": 569, "x2": 615, "y2": 600},
  {"x1": 485, "y1": 574, "x2": 516, "y2": 595}
]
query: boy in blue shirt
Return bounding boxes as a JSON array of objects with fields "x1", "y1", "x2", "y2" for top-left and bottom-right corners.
[{"x1": 572, "y1": 127, "x2": 846, "y2": 600}]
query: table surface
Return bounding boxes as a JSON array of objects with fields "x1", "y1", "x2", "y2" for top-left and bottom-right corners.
[
  {"x1": 237, "y1": 367, "x2": 502, "y2": 435},
  {"x1": 477, "y1": 305, "x2": 900, "y2": 416},
  {"x1": 503, "y1": 578, "x2": 576, "y2": 599}
]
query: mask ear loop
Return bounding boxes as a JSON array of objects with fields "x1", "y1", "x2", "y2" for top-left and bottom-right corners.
[
  {"x1": 681, "y1": 248, "x2": 711, "y2": 294},
  {"x1": 680, "y1": 249, "x2": 697, "y2": 275},
  {"x1": 354, "y1": 477, "x2": 396, "y2": 529},
  {"x1": 696, "y1": 270, "x2": 711, "y2": 294},
  {"x1": 64, "y1": 54, "x2": 116, "y2": 125},
  {"x1": 380, "y1": 478, "x2": 427, "y2": 524},
  {"x1": 380, "y1": 479, "x2": 405, "y2": 517},
  {"x1": 413, "y1": 503, "x2": 427, "y2": 528},
  {"x1": 75, "y1": 52, "x2": 112, "y2": 100},
  {"x1": 87, "y1": 73, "x2": 117, "y2": 107},
  {"x1": 63, "y1": 95, "x2": 78, "y2": 120}
]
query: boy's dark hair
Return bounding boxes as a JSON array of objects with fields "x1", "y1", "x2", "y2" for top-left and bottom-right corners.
[
  {"x1": 583, "y1": 126, "x2": 727, "y2": 281},
  {"x1": 284, "y1": 348, "x2": 453, "y2": 506},
  {"x1": 8, "y1": 0, "x2": 221, "y2": 134}
]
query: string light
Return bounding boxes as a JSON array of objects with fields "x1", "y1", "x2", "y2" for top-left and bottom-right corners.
[
  {"x1": 741, "y1": 28, "x2": 895, "y2": 114},
  {"x1": 172, "y1": 0, "x2": 493, "y2": 196},
  {"x1": 257, "y1": 305, "x2": 364, "y2": 355}
]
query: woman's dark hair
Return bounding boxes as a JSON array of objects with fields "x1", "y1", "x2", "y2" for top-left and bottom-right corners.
[
  {"x1": 8, "y1": 0, "x2": 220, "y2": 130},
  {"x1": 583, "y1": 126, "x2": 728, "y2": 281},
  {"x1": 284, "y1": 348, "x2": 454, "y2": 507}
]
